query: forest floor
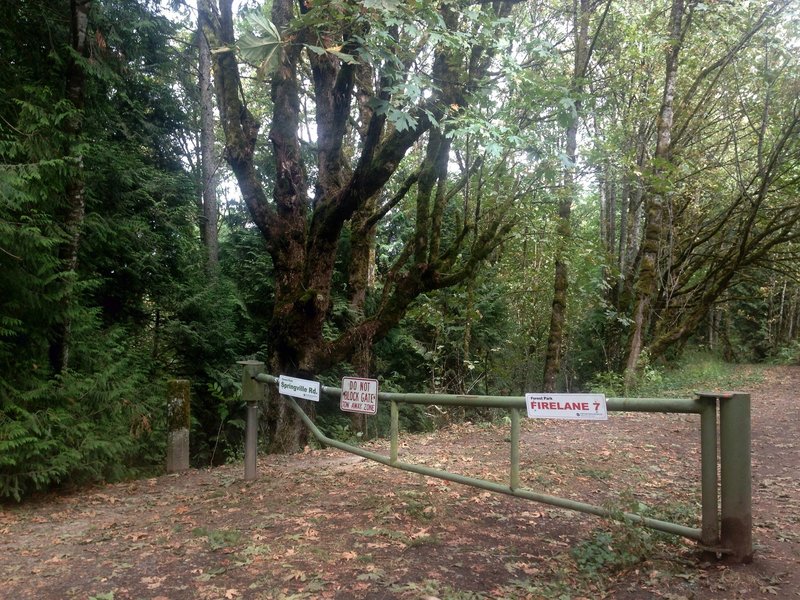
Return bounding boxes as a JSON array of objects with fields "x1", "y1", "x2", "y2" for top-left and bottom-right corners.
[{"x1": 1, "y1": 366, "x2": 798, "y2": 600}]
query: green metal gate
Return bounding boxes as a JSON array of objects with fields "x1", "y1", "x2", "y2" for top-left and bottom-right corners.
[{"x1": 238, "y1": 362, "x2": 753, "y2": 563}]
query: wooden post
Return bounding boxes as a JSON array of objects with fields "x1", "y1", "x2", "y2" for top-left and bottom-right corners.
[{"x1": 166, "y1": 379, "x2": 191, "y2": 473}]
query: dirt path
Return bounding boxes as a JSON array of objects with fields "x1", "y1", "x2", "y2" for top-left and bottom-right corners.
[{"x1": 1, "y1": 366, "x2": 798, "y2": 599}]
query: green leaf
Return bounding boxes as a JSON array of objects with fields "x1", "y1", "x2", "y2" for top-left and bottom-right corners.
[
  {"x1": 557, "y1": 152, "x2": 575, "y2": 169},
  {"x1": 305, "y1": 44, "x2": 326, "y2": 56},
  {"x1": 361, "y1": 0, "x2": 401, "y2": 11},
  {"x1": 238, "y1": 14, "x2": 282, "y2": 75},
  {"x1": 388, "y1": 109, "x2": 417, "y2": 132},
  {"x1": 327, "y1": 49, "x2": 358, "y2": 65}
]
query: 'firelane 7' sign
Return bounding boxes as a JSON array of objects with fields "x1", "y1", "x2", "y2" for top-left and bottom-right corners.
[{"x1": 525, "y1": 393, "x2": 608, "y2": 421}]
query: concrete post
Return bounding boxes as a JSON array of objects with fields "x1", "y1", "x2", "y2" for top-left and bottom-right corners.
[
  {"x1": 238, "y1": 361, "x2": 265, "y2": 480},
  {"x1": 166, "y1": 379, "x2": 191, "y2": 473},
  {"x1": 719, "y1": 392, "x2": 753, "y2": 562}
]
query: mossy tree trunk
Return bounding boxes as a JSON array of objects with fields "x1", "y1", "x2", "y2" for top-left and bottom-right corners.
[
  {"x1": 624, "y1": 0, "x2": 687, "y2": 390},
  {"x1": 542, "y1": 0, "x2": 606, "y2": 391},
  {"x1": 49, "y1": 0, "x2": 91, "y2": 374},
  {"x1": 198, "y1": 19, "x2": 219, "y2": 272},
  {"x1": 199, "y1": 0, "x2": 516, "y2": 452}
]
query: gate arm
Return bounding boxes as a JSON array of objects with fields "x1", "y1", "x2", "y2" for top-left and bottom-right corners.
[{"x1": 280, "y1": 394, "x2": 702, "y2": 542}]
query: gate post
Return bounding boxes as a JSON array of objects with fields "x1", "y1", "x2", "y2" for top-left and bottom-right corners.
[
  {"x1": 698, "y1": 394, "x2": 718, "y2": 548},
  {"x1": 239, "y1": 361, "x2": 265, "y2": 480},
  {"x1": 719, "y1": 392, "x2": 752, "y2": 562},
  {"x1": 166, "y1": 379, "x2": 191, "y2": 473},
  {"x1": 390, "y1": 400, "x2": 399, "y2": 464},
  {"x1": 510, "y1": 408, "x2": 520, "y2": 490}
]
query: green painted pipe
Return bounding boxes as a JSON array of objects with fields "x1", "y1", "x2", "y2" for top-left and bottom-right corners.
[
  {"x1": 700, "y1": 398, "x2": 719, "y2": 547},
  {"x1": 253, "y1": 374, "x2": 703, "y2": 414},
  {"x1": 720, "y1": 393, "x2": 752, "y2": 562},
  {"x1": 253, "y1": 372, "x2": 712, "y2": 542},
  {"x1": 390, "y1": 400, "x2": 399, "y2": 464},
  {"x1": 510, "y1": 408, "x2": 520, "y2": 491},
  {"x1": 282, "y1": 396, "x2": 701, "y2": 541}
]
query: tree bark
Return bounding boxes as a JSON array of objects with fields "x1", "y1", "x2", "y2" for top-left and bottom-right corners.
[
  {"x1": 198, "y1": 20, "x2": 219, "y2": 272},
  {"x1": 49, "y1": 0, "x2": 91, "y2": 374},
  {"x1": 202, "y1": 0, "x2": 516, "y2": 452},
  {"x1": 624, "y1": 0, "x2": 688, "y2": 390},
  {"x1": 347, "y1": 194, "x2": 378, "y2": 435},
  {"x1": 542, "y1": 0, "x2": 596, "y2": 391}
]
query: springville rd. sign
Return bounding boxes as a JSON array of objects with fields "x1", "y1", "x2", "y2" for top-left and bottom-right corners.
[
  {"x1": 525, "y1": 393, "x2": 608, "y2": 420},
  {"x1": 278, "y1": 375, "x2": 320, "y2": 402}
]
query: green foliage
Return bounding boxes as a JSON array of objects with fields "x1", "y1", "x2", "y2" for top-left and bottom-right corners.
[
  {"x1": 589, "y1": 351, "x2": 764, "y2": 397},
  {"x1": 638, "y1": 351, "x2": 763, "y2": 397},
  {"x1": 315, "y1": 414, "x2": 363, "y2": 445},
  {"x1": 0, "y1": 90, "x2": 78, "y2": 371},
  {"x1": 191, "y1": 526, "x2": 242, "y2": 551},
  {"x1": 0, "y1": 334, "x2": 165, "y2": 501},
  {"x1": 772, "y1": 341, "x2": 800, "y2": 365},
  {"x1": 238, "y1": 11, "x2": 282, "y2": 76},
  {"x1": 0, "y1": 0, "x2": 217, "y2": 499},
  {"x1": 572, "y1": 530, "x2": 630, "y2": 575},
  {"x1": 588, "y1": 370, "x2": 626, "y2": 397},
  {"x1": 161, "y1": 276, "x2": 251, "y2": 467},
  {"x1": 207, "y1": 379, "x2": 247, "y2": 464},
  {"x1": 218, "y1": 225, "x2": 275, "y2": 353},
  {"x1": 571, "y1": 494, "x2": 695, "y2": 577},
  {"x1": 398, "y1": 277, "x2": 512, "y2": 396}
]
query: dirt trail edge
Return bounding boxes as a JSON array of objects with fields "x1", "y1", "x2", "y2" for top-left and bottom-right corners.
[{"x1": 1, "y1": 366, "x2": 798, "y2": 599}]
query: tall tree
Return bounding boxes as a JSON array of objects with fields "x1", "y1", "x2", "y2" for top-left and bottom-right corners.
[
  {"x1": 198, "y1": 19, "x2": 219, "y2": 271},
  {"x1": 623, "y1": 0, "x2": 690, "y2": 387},
  {"x1": 621, "y1": 0, "x2": 795, "y2": 382},
  {"x1": 48, "y1": 0, "x2": 92, "y2": 373},
  {"x1": 542, "y1": 0, "x2": 609, "y2": 391},
  {"x1": 0, "y1": 0, "x2": 201, "y2": 499},
  {"x1": 200, "y1": 0, "x2": 517, "y2": 451}
]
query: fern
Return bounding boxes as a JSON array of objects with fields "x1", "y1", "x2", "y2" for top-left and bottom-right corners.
[{"x1": 0, "y1": 335, "x2": 168, "y2": 502}]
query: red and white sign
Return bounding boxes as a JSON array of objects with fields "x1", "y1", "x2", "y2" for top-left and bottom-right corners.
[
  {"x1": 525, "y1": 393, "x2": 608, "y2": 421},
  {"x1": 340, "y1": 377, "x2": 379, "y2": 415}
]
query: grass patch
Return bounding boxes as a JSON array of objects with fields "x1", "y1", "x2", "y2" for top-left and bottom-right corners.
[
  {"x1": 570, "y1": 494, "x2": 696, "y2": 580},
  {"x1": 640, "y1": 352, "x2": 763, "y2": 397},
  {"x1": 398, "y1": 489, "x2": 437, "y2": 521},
  {"x1": 390, "y1": 579, "x2": 486, "y2": 599},
  {"x1": 590, "y1": 352, "x2": 764, "y2": 397},
  {"x1": 191, "y1": 526, "x2": 242, "y2": 551},
  {"x1": 576, "y1": 467, "x2": 612, "y2": 480}
]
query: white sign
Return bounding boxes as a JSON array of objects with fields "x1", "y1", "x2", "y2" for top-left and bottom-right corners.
[
  {"x1": 340, "y1": 377, "x2": 379, "y2": 415},
  {"x1": 525, "y1": 393, "x2": 608, "y2": 421},
  {"x1": 279, "y1": 375, "x2": 320, "y2": 402}
]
